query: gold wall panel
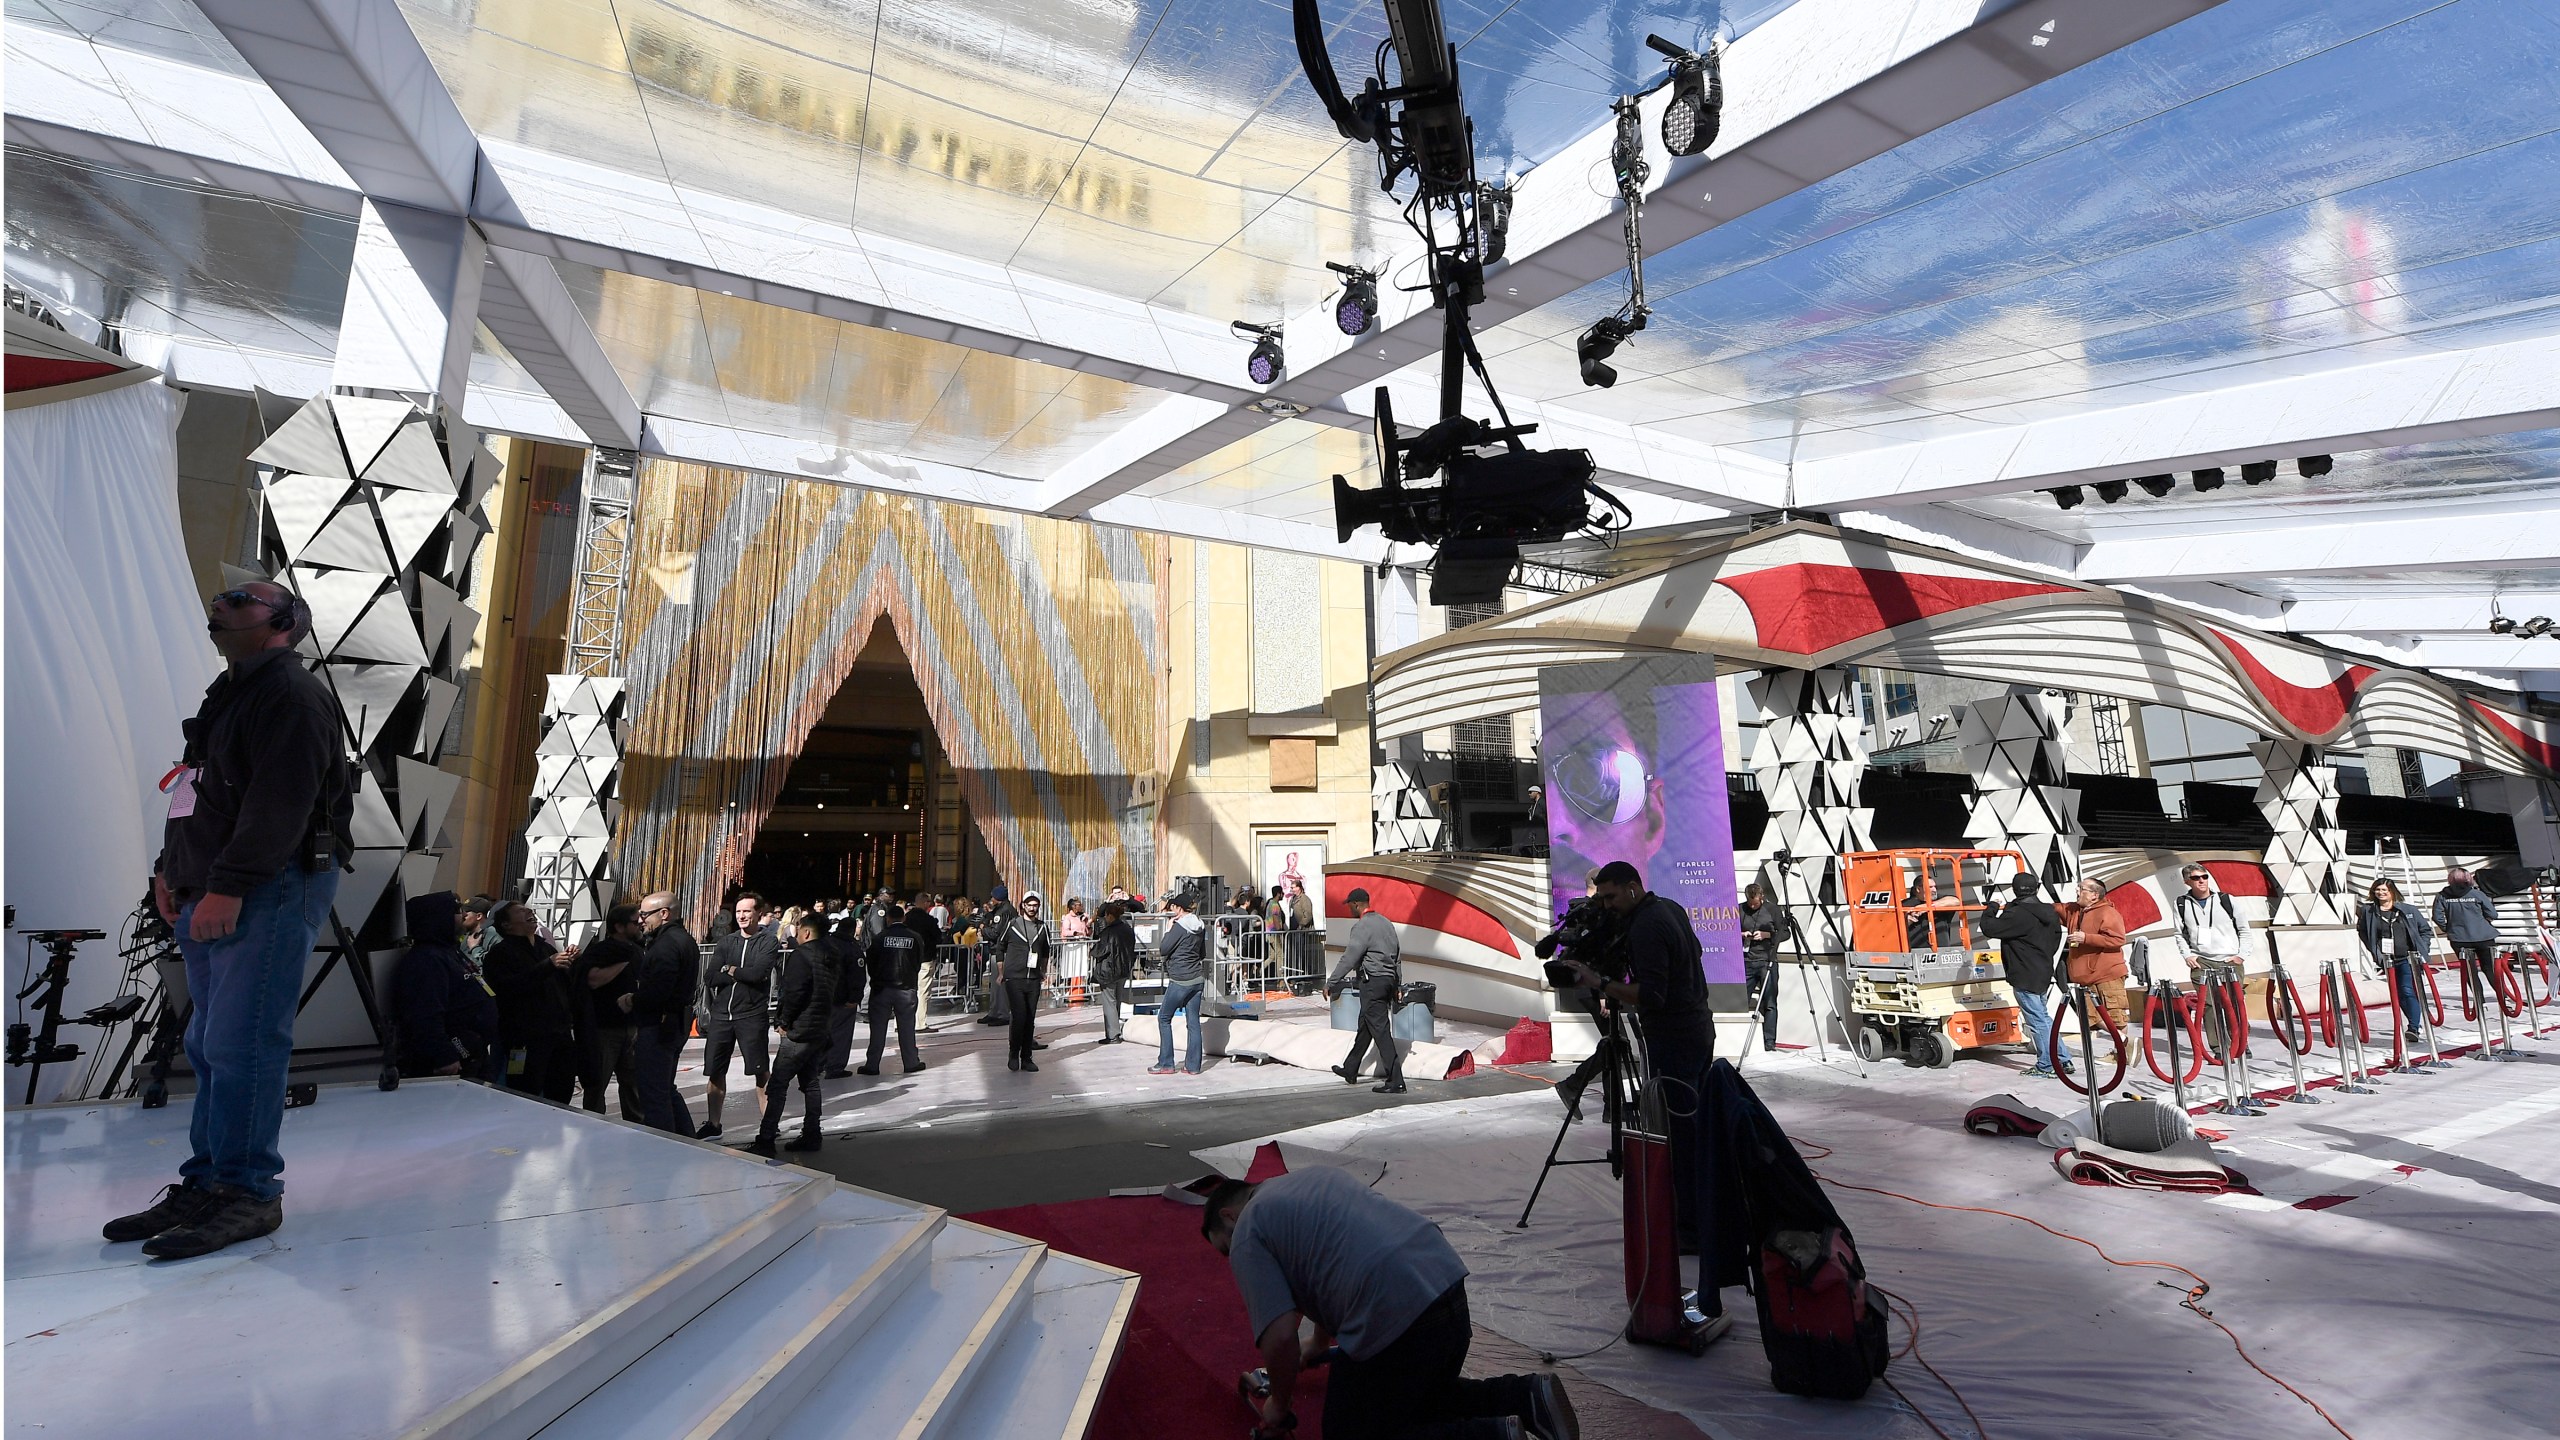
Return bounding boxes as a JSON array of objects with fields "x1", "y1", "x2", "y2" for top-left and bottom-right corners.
[{"x1": 613, "y1": 459, "x2": 1167, "y2": 928}]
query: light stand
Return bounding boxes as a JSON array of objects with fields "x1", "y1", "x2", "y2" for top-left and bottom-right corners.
[
  {"x1": 8, "y1": 929, "x2": 105, "y2": 1105},
  {"x1": 1769, "y1": 851, "x2": 1863, "y2": 1077}
]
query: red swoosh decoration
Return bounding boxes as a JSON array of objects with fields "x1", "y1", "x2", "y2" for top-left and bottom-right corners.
[
  {"x1": 5, "y1": 356, "x2": 123, "y2": 393},
  {"x1": 2107, "y1": 883, "x2": 2161, "y2": 933},
  {"x1": 1325, "y1": 873, "x2": 1520, "y2": 958},
  {"x1": 2211, "y1": 629, "x2": 2373, "y2": 736},
  {"x1": 1718, "y1": 563, "x2": 2071, "y2": 656},
  {"x1": 2468, "y1": 700, "x2": 2560, "y2": 773}
]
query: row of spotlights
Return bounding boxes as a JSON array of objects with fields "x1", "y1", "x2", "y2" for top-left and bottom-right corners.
[
  {"x1": 2490, "y1": 615, "x2": 2556, "y2": 638},
  {"x1": 1234, "y1": 259, "x2": 1385, "y2": 385},
  {"x1": 2047, "y1": 456, "x2": 2332, "y2": 510}
]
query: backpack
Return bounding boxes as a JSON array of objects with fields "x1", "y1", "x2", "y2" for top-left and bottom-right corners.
[{"x1": 1708, "y1": 1061, "x2": 1890, "y2": 1400}]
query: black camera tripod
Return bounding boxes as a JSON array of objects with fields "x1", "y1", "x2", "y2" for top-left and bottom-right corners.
[
  {"x1": 1516, "y1": 1001, "x2": 1646, "y2": 1229},
  {"x1": 9, "y1": 928, "x2": 110, "y2": 1105}
]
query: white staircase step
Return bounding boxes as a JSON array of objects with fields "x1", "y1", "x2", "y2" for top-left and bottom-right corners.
[
  {"x1": 447, "y1": 1174, "x2": 836, "y2": 1440},
  {"x1": 926, "y1": 1240, "x2": 1140, "y2": 1440},
  {"x1": 536, "y1": 1186, "x2": 944, "y2": 1440},
  {"x1": 768, "y1": 1224, "x2": 1047, "y2": 1440}
]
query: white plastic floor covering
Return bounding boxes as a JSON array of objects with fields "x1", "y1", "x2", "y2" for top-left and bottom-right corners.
[{"x1": 1199, "y1": 1028, "x2": 2560, "y2": 1440}]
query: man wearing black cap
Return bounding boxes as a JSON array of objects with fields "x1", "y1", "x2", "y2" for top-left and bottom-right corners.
[
  {"x1": 1981, "y1": 874, "x2": 2068, "y2": 1080},
  {"x1": 1327, "y1": 889, "x2": 1405, "y2": 1093}
]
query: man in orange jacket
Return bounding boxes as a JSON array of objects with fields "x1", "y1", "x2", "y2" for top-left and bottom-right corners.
[{"x1": 2058, "y1": 877, "x2": 2130, "y2": 1027}]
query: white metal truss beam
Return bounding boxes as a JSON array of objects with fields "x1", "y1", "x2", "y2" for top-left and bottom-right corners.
[
  {"x1": 1057, "y1": 0, "x2": 2226, "y2": 513},
  {"x1": 190, "y1": 0, "x2": 638, "y2": 444},
  {"x1": 1802, "y1": 332, "x2": 2560, "y2": 511},
  {"x1": 2077, "y1": 499, "x2": 2560, "y2": 584},
  {"x1": 2293, "y1": 635, "x2": 2560, "y2": 679},
  {"x1": 479, "y1": 247, "x2": 640, "y2": 448},
  {"x1": 2283, "y1": 591, "x2": 2560, "y2": 635}
]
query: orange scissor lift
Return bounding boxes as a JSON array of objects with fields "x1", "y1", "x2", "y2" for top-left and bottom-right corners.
[{"x1": 1842, "y1": 847, "x2": 2028, "y2": 1069}]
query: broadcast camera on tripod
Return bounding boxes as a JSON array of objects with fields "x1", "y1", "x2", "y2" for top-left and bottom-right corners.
[
  {"x1": 1295, "y1": 0, "x2": 1636, "y2": 604},
  {"x1": 1517, "y1": 894, "x2": 1725, "y2": 1353}
]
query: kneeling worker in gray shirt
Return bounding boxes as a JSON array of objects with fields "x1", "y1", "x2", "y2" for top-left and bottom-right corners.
[{"x1": 1204, "y1": 1166, "x2": 1577, "y2": 1440}]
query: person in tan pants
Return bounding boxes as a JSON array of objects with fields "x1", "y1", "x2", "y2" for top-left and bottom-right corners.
[{"x1": 2058, "y1": 877, "x2": 2130, "y2": 1028}]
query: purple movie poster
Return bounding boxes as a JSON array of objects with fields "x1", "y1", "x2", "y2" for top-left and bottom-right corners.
[{"x1": 1539, "y1": 657, "x2": 1745, "y2": 986}]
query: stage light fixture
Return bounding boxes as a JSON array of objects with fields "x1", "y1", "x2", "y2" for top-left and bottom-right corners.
[
  {"x1": 2134, "y1": 475, "x2": 2175, "y2": 498},
  {"x1": 2297, "y1": 454, "x2": 2333, "y2": 477},
  {"x1": 1232, "y1": 321, "x2": 1284, "y2": 384},
  {"x1": 2051, "y1": 486, "x2": 2083, "y2": 510},
  {"x1": 1578, "y1": 312, "x2": 1643, "y2": 389},
  {"x1": 2490, "y1": 615, "x2": 2517, "y2": 635},
  {"x1": 2523, "y1": 616, "x2": 2556, "y2": 638},
  {"x1": 1645, "y1": 35, "x2": 1722, "y2": 158},
  {"x1": 2093, "y1": 479, "x2": 2130, "y2": 504},
  {"x1": 2240, "y1": 460, "x2": 2276, "y2": 485},
  {"x1": 2191, "y1": 467, "x2": 2225, "y2": 493},
  {"x1": 1327, "y1": 263, "x2": 1378, "y2": 336},
  {"x1": 1477, "y1": 181, "x2": 1513, "y2": 265}
]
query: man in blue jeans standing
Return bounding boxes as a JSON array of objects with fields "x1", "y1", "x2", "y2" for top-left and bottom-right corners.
[
  {"x1": 1151, "y1": 891, "x2": 1209, "y2": 1075},
  {"x1": 108, "y1": 579, "x2": 350, "y2": 1259}
]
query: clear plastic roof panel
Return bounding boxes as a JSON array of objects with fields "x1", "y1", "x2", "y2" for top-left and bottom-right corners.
[
  {"x1": 3, "y1": 145, "x2": 353, "y2": 364},
  {"x1": 1460, "y1": 0, "x2": 2560, "y2": 464},
  {"x1": 1952, "y1": 427, "x2": 2560, "y2": 547},
  {"x1": 392, "y1": 0, "x2": 1768, "y2": 320},
  {"x1": 1129, "y1": 413, "x2": 1374, "y2": 524},
  {"x1": 8, "y1": 0, "x2": 255, "y2": 75},
  {"x1": 555, "y1": 262, "x2": 1170, "y2": 478}
]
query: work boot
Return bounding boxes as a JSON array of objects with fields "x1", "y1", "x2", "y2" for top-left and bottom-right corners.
[
  {"x1": 745, "y1": 1133, "x2": 779, "y2": 1157},
  {"x1": 1372, "y1": 1081, "x2": 1407, "y2": 1094},
  {"x1": 103, "y1": 1181, "x2": 222, "y2": 1243},
  {"x1": 142, "y1": 1186, "x2": 280, "y2": 1260},
  {"x1": 1524, "y1": 1372, "x2": 1580, "y2": 1440},
  {"x1": 1331, "y1": 1064, "x2": 1359, "y2": 1085},
  {"x1": 855, "y1": 1063, "x2": 880, "y2": 1075},
  {"x1": 784, "y1": 1132, "x2": 823, "y2": 1152},
  {"x1": 1020, "y1": 1057, "x2": 1040, "y2": 1072},
  {"x1": 903, "y1": 1060, "x2": 928, "y2": 1073},
  {"x1": 696, "y1": 1121, "x2": 722, "y2": 1139}
]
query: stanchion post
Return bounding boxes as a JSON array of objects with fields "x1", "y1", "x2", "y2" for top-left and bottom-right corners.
[
  {"x1": 2154, "y1": 980, "x2": 2190, "y2": 1112},
  {"x1": 2523, "y1": 950, "x2": 2546, "y2": 1040},
  {"x1": 2462, "y1": 949, "x2": 2497, "y2": 1061},
  {"x1": 2329, "y1": 960, "x2": 2377, "y2": 1095},
  {"x1": 2484, "y1": 953, "x2": 2520, "y2": 1061},
  {"x1": 2206, "y1": 962, "x2": 2265, "y2": 1117},
  {"x1": 2414, "y1": 957, "x2": 2452, "y2": 1069},
  {"x1": 2270, "y1": 960, "x2": 2317, "y2": 1104},
  {"x1": 2071, "y1": 984, "x2": 2102, "y2": 1136}
]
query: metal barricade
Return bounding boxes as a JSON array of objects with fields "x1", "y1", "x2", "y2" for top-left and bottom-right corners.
[{"x1": 1047, "y1": 938, "x2": 1092, "y2": 1005}]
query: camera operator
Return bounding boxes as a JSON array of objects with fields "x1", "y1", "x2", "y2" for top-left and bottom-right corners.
[{"x1": 1555, "y1": 860, "x2": 1718, "y2": 1266}]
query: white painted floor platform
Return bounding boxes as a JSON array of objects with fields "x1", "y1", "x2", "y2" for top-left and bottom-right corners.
[{"x1": 4, "y1": 1080, "x2": 1134, "y2": 1440}]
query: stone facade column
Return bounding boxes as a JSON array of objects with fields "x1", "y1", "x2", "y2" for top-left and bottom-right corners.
[
  {"x1": 1747, "y1": 667, "x2": 1873, "y2": 952},
  {"x1": 1958, "y1": 688, "x2": 2086, "y2": 889}
]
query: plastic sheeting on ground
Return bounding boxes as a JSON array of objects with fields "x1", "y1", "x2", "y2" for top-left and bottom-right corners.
[
  {"x1": 4, "y1": 380, "x2": 212, "y2": 1101},
  {"x1": 1201, "y1": 1029, "x2": 2560, "y2": 1440}
]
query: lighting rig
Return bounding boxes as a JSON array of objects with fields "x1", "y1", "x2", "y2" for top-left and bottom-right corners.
[
  {"x1": 1581, "y1": 35, "x2": 1722, "y2": 390},
  {"x1": 2046, "y1": 455, "x2": 2332, "y2": 509},
  {"x1": 1299, "y1": 0, "x2": 1680, "y2": 604}
]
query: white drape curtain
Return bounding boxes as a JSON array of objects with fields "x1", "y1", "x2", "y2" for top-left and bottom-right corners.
[{"x1": 5, "y1": 380, "x2": 217, "y2": 1101}]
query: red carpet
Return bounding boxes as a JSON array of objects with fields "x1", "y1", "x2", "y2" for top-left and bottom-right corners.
[{"x1": 966, "y1": 1143, "x2": 1329, "y2": 1439}]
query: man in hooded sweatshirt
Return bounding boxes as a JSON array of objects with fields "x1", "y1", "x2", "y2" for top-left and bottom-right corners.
[
  {"x1": 390, "y1": 891, "x2": 499, "y2": 1082},
  {"x1": 1980, "y1": 874, "x2": 2068, "y2": 1079}
]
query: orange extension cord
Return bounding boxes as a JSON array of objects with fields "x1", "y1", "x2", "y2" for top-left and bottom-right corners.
[{"x1": 1790, "y1": 1134, "x2": 2357, "y2": 1440}]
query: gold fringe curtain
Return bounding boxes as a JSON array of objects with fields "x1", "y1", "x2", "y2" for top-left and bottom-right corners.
[{"x1": 612, "y1": 460, "x2": 1165, "y2": 931}]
